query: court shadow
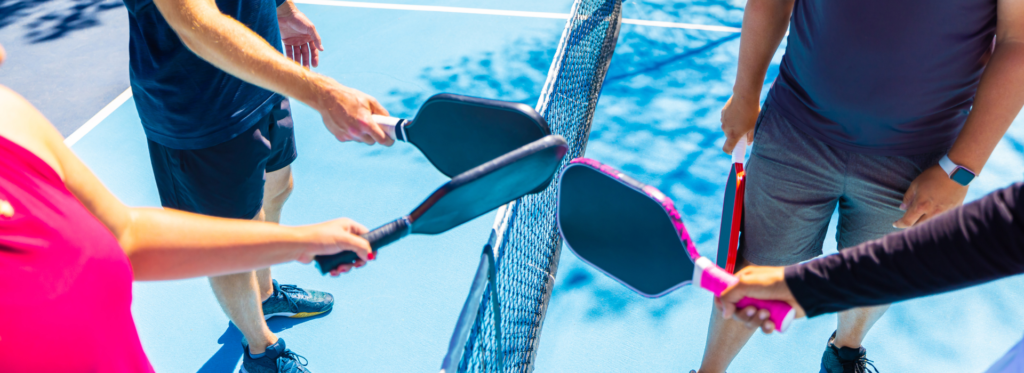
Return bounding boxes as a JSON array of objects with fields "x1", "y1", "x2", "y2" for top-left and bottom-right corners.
[
  {"x1": 196, "y1": 311, "x2": 332, "y2": 373},
  {"x1": 385, "y1": 1, "x2": 756, "y2": 321},
  {"x1": 0, "y1": 0, "x2": 122, "y2": 43}
]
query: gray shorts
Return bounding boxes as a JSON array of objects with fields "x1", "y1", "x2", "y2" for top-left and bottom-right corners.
[{"x1": 739, "y1": 99, "x2": 946, "y2": 266}]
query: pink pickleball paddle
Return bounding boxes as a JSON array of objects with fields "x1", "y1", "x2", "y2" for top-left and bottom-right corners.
[{"x1": 557, "y1": 158, "x2": 795, "y2": 332}]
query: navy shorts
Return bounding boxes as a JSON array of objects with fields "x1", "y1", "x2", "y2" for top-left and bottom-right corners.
[
  {"x1": 147, "y1": 99, "x2": 297, "y2": 219},
  {"x1": 739, "y1": 98, "x2": 946, "y2": 266}
]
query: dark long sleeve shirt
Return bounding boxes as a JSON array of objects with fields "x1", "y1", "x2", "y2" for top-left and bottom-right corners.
[{"x1": 785, "y1": 182, "x2": 1024, "y2": 318}]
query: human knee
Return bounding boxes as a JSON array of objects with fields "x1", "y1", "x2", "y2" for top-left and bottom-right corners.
[{"x1": 265, "y1": 170, "x2": 294, "y2": 205}]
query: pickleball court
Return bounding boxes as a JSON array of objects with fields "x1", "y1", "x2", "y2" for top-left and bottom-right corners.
[{"x1": 4, "y1": 0, "x2": 1024, "y2": 371}]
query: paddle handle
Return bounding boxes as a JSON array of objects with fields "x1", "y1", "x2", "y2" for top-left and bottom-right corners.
[
  {"x1": 372, "y1": 115, "x2": 408, "y2": 142},
  {"x1": 732, "y1": 140, "x2": 747, "y2": 164},
  {"x1": 314, "y1": 216, "x2": 411, "y2": 274},
  {"x1": 693, "y1": 257, "x2": 795, "y2": 332}
]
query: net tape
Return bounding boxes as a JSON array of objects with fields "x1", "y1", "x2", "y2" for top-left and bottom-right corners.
[{"x1": 453, "y1": 1, "x2": 623, "y2": 371}]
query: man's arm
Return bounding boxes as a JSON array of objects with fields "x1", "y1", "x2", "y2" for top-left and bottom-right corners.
[
  {"x1": 151, "y1": 0, "x2": 392, "y2": 145},
  {"x1": 895, "y1": 0, "x2": 1024, "y2": 228},
  {"x1": 720, "y1": 0, "x2": 794, "y2": 153},
  {"x1": 718, "y1": 182, "x2": 1024, "y2": 332}
]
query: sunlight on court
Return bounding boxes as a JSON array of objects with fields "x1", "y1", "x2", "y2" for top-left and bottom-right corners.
[{"x1": 24, "y1": 0, "x2": 1024, "y2": 371}]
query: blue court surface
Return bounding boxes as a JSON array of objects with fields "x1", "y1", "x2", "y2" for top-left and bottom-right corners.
[{"x1": 5, "y1": 0, "x2": 1024, "y2": 372}]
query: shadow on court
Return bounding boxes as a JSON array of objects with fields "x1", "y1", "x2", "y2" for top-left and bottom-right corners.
[
  {"x1": 0, "y1": 0, "x2": 122, "y2": 43},
  {"x1": 197, "y1": 312, "x2": 332, "y2": 373},
  {"x1": 385, "y1": 4, "x2": 750, "y2": 322}
]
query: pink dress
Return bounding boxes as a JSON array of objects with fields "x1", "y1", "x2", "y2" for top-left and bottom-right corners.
[{"x1": 0, "y1": 135, "x2": 154, "y2": 372}]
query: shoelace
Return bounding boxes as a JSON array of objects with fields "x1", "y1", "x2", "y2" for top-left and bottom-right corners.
[
  {"x1": 842, "y1": 356, "x2": 879, "y2": 373},
  {"x1": 278, "y1": 350, "x2": 309, "y2": 370},
  {"x1": 276, "y1": 284, "x2": 307, "y2": 311}
]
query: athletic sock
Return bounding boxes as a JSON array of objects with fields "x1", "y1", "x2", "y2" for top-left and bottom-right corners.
[{"x1": 248, "y1": 348, "x2": 266, "y2": 359}]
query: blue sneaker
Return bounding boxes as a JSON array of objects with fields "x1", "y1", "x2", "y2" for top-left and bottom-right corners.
[
  {"x1": 241, "y1": 338, "x2": 310, "y2": 373},
  {"x1": 820, "y1": 332, "x2": 879, "y2": 373},
  {"x1": 262, "y1": 280, "x2": 334, "y2": 320}
]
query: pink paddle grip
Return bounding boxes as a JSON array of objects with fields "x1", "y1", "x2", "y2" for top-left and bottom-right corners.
[{"x1": 698, "y1": 261, "x2": 794, "y2": 332}]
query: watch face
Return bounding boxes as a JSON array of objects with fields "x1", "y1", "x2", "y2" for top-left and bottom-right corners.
[{"x1": 951, "y1": 167, "x2": 975, "y2": 186}]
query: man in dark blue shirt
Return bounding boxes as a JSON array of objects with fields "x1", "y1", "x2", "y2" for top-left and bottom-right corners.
[
  {"x1": 700, "y1": 0, "x2": 1024, "y2": 372},
  {"x1": 123, "y1": 0, "x2": 392, "y2": 369}
]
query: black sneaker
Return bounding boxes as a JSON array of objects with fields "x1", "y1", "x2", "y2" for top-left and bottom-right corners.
[
  {"x1": 820, "y1": 332, "x2": 879, "y2": 373},
  {"x1": 241, "y1": 338, "x2": 311, "y2": 373}
]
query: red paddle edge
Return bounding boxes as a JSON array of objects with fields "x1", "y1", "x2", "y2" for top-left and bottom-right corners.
[{"x1": 723, "y1": 162, "x2": 745, "y2": 273}]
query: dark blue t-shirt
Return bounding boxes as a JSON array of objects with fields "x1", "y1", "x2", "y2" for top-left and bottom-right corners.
[
  {"x1": 769, "y1": 0, "x2": 997, "y2": 156},
  {"x1": 125, "y1": 0, "x2": 284, "y2": 149}
]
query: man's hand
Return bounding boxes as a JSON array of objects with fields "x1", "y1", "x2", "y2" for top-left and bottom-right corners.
[
  {"x1": 715, "y1": 265, "x2": 806, "y2": 334},
  {"x1": 894, "y1": 164, "x2": 968, "y2": 228},
  {"x1": 721, "y1": 94, "x2": 758, "y2": 154},
  {"x1": 314, "y1": 78, "x2": 394, "y2": 146},
  {"x1": 278, "y1": 1, "x2": 323, "y2": 69},
  {"x1": 296, "y1": 218, "x2": 374, "y2": 276}
]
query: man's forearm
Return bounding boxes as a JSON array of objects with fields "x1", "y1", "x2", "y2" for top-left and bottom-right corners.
[
  {"x1": 121, "y1": 207, "x2": 308, "y2": 281},
  {"x1": 153, "y1": 0, "x2": 328, "y2": 109},
  {"x1": 732, "y1": 0, "x2": 794, "y2": 100},
  {"x1": 946, "y1": 40, "x2": 1024, "y2": 173},
  {"x1": 785, "y1": 183, "x2": 1024, "y2": 317}
]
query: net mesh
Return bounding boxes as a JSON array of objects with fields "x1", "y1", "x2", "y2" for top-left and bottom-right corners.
[{"x1": 456, "y1": 1, "x2": 623, "y2": 371}]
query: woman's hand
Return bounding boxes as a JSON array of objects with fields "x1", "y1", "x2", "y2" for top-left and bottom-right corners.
[
  {"x1": 715, "y1": 265, "x2": 806, "y2": 333},
  {"x1": 296, "y1": 218, "x2": 373, "y2": 276}
]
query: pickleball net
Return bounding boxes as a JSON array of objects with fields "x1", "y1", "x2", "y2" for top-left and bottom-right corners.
[{"x1": 440, "y1": 0, "x2": 623, "y2": 371}]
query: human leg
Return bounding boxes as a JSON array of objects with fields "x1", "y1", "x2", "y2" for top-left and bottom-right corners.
[
  {"x1": 254, "y1": 99, "x2": 334, "y2": 321},
  {"x1": 819, "y1": 149, "x2": 946, "y2": 370},
  {"x1": 146, "y1": 114, "x2": 281, "y2": 353},
  {"x1": 698, "y1": 257, "x2": 759, "y2": 373},
  {"x1": 834, "y1": 305, "x2": 890, "y2": 349},
  {"x1": 698, "y1": 100, "x2": 844, "y2": 372},
  {"x1": 255, "y1": 165, "x2": 295, "y2": 301}
]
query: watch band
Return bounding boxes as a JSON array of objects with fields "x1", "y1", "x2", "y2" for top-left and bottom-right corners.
[
  {"x1": 938, "y1": 154, "x2": 977, "y2": 186},
  {"x1": 938, "y1": 155, "x2": 958, "y2": 176}
]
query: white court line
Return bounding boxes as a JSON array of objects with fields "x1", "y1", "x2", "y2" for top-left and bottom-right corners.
[
  {"x1": 622, "y1": 19, "x2": 740, "y2": 33},
  {"x1": 294, "y1": 0, "x2": 568, "y2": 19},
  {"x1": 292, "y1": 0, "x2": 742, "y2": 33},
  {"x1": 65, "y1": 88, "x2": 133, "y2": 147}
]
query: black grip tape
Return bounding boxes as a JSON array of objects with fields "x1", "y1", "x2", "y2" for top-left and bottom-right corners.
[
  {"x1": 314, "y1": 217, "x2": 410, "y2": 274},
  {"x1": 396, "y1": 119, "x2": 409, "y2": 142}
]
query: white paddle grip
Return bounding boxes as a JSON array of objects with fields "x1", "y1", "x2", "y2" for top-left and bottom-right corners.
[
  {"x1": 372, "y1": 115, "x2": 400, "y2": 140},
  {"x1": 732, "y1": 140, "x2": 747, "y2": 165}
]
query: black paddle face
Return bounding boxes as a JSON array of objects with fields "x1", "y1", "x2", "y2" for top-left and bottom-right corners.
[
  {"x1": 407, "y1": 94, "x2": 550, "y2": 178},
  {"x1": 313, "y1": 135, "x2": 568, "y2": 274},
  {"x1": 410, "y1": 135, "x2": 568, "y2": 234},
  {"x1": 717, "y1": 166, "x2": 740, "y2": 271},
  {"x1": 557, "y1": 162, "x2": 695, "y2": 297}
]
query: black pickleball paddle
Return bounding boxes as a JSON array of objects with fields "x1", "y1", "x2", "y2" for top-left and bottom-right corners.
[
  {"x1": 374, "y1": 93, "x2": 550, "y2": 178},
  {"x1": 315, "y1": 135, "x2": 569, "y2": 274}
]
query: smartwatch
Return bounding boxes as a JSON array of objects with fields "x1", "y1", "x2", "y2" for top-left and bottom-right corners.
[{"x1": 938, "y1": 155, "x2": 976, "y2": 186}]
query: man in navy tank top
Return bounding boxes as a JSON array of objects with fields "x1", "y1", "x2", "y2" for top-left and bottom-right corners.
[
  {"x1": 697, "y1": 0, "x2": 1024, "y2": 372},
  {"x1": 122, "y1": 0, "x2": 393, "y2": 369}
]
